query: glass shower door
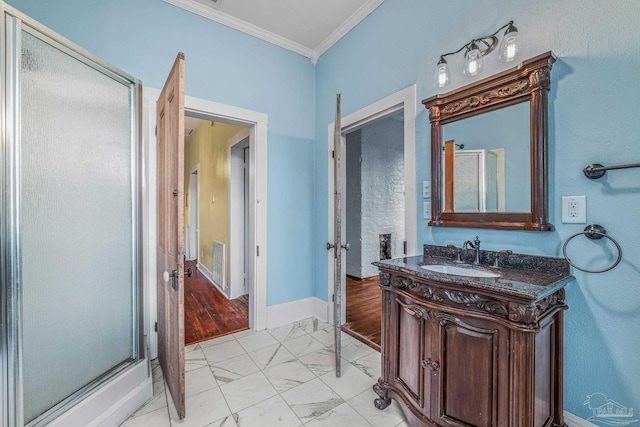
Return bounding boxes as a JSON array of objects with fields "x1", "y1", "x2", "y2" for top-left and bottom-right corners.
[{"x1": 1, "y1": 10, "x2": 141, "y2": 425}]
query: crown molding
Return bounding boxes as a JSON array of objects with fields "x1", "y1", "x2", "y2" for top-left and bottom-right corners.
[
  {"x1": 314, "y1": 0, "x2": 384, "y2": 58},
  {"x1": 163, "y1": 0, "x2": 314, "y2": 59},
  {"x1": 163, "y1": 0, "x2": 384, "y2": 64}
]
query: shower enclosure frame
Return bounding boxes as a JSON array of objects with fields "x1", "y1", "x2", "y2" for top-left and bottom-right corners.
[{"x1": 0, "y1": 4, "x2": 144, "y2": 426}]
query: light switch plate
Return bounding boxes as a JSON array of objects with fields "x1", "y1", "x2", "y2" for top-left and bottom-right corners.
[
  {"x1": 423, "y1": 181, "x2": 431, "y2": 198},
  {"x1": 423, "y1": 200, "x2": 431, "y2": 219},
  {"x1": 561, "y1": 195, "x2": 586, "y2": 223}
]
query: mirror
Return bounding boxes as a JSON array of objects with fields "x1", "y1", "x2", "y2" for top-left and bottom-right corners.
[
  {"x1": 423, "y1": 52, "x2": 555, "y2": 231},
  {"x1": 442, "y1": 101, "x2": 530, "y2": 213}
]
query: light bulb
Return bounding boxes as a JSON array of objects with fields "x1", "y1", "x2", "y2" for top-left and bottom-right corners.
[
  {"x1": 463, "y1": 42, "x2": 484, "y2": 76},
  {"x1": 433, "y1": 57, "x2": 450, "y2": 88},
  {"x1": 498, "y1": 23, "x2": 520, "y2": 62}
]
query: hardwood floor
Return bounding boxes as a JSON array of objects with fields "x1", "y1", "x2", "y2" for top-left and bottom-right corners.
[
  {"x1": 183, "y1": 261, "x2": 379, "y2": 348},
  {"x1": 184, "y1": 260, "x2": 248, "y2": 345},
  {"x1": 342, "y1": 275, "x2": 381, "y2": 351}
]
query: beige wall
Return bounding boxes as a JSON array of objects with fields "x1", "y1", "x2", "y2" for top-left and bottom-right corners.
[{"x1": 184, "y1": 120, "x2": 244, "y2": 281}]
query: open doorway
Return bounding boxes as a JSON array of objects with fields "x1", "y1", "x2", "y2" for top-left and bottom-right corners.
[
  {"x1": 182, "y1": 116, "x2": 251, "y2": 344},
  {"x1": 327, "y1": 85, "x2": 417, "y2": 351},
  {"x1": 342, "y1": 114, "x2": 406, "y2": 350},
  {"x1": 144, "y1": 86, "x2": 268, "y2": 361}
]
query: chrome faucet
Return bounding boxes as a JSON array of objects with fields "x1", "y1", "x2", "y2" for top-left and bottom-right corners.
[{"x1": 463, "y1": 236, "x2": 481, "y2": 264}]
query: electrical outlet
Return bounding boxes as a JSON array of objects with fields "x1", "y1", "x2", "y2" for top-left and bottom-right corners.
[
  {"x1": 568, "y1": 201, "x2": 579, "y2": 217},
  {"x1": 423, "y1": 200, "x2": 431, "y2": 219},
  {"x1": 562, "y1": 196, "x2": 586, "y2": 223},
  {"x1": 423, "y1": 181, "x2": 432, "y2": 198}
]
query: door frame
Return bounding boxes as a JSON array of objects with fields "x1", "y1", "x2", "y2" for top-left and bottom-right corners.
[
  {"x1": 326, "y1": 85, "x2": 417, "y2": 324},
  {"x1": 228, "y1": 128, "x2": 250, "y2": 300},
  {"x1": 143, "y1": 88, "x2": 268, "y2": 358},
  {"x1": 187, "y1": 165, "x2": 199, "y2": 261}
]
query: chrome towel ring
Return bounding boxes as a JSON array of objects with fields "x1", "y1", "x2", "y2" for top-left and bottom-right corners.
[{"x1": 562, "y1": 224, "x2": 622, "y2": 273}]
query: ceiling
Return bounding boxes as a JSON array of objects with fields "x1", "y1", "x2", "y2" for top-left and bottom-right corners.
[{"x1": 164, "y1": 0, "x2": 385, "y2": 63}]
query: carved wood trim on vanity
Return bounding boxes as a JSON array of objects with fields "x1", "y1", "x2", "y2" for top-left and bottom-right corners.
[
  {"x1": 376, "y1": 269, "x2": 568, "y2": 427},
  {"x1": 379, "y1": 272, "x2": 566, "y2": 328}
]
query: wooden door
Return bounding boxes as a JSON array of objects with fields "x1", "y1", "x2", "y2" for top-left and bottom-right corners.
[
  {"x1": 330, "y1": 94, "x2": 344, "y2": 376},
  {"x1": 157, "y1": 53, "x2": 186, "y2": 419}
]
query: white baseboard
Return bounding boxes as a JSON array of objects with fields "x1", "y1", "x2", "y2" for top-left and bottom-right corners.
[
  {"x1": 266, "y1": 297, "x2": 329, "y2": 329},
  {"x1": 48, "y1": 360, "x2": 152, "y2": 427},
  {"x1": 313, "y1": 297, "x2": 329, "y2": 323},
  {"x1": 197, "y1": 262, "x2": 229, "y2": 298},
  {"x1": 564, "y1": 411, "x2": 597, "y2": 427}
]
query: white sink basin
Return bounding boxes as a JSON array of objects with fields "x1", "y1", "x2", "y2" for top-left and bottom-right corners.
[{"x1": 420, "y1": 264, "x2": 500, "y2": 278}]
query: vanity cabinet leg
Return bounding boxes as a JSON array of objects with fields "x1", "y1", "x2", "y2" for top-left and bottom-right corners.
[{"x1": 373, "y1": 381, "x2": 391, "y2": 410}]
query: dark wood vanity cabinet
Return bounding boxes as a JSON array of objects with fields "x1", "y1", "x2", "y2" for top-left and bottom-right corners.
[{"x1": 374, "y1": 270, "x2": 568, "y2": 427}]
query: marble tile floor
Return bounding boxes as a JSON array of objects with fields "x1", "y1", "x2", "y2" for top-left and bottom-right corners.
[{"x1": 121, "y1": 318, "x2": 408, "y2": 427}]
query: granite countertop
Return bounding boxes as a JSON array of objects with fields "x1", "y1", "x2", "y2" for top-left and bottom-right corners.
[{"x1": 373, "y1": 250, "x2": 574, "y2": 301}]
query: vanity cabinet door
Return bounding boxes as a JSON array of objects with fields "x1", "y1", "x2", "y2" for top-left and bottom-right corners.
[
  {"x1": 429, "y1": 313, "x2": 509, "y2": 427},
  {"x1": 391, "y1": 294, "x2": 429, "y2": 411}
]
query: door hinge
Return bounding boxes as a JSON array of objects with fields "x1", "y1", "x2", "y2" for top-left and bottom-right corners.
[
  {"x1": 257, "y1": 245, "x2": 260, "y2": 256},
  {"x1": 155, "y1": 125, "x2": 157, "y2": 136},
  {"x1": 331, "y1": 294, "x2": 335, "y2": 302},
  {"x1": 154, "y1": 322, "x2": 158, "y2": 332},
  {"x1": 332, "y1": 150, "x2": 335, "y2": 159},
  {"x1": 403, "y1": 240, "x2": 408, "y2": 255}
]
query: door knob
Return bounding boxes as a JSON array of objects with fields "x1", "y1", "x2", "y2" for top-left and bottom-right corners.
[
  {"x1": 184, "y1": 267, "x2": 193, "y2": 277},
  {"x1": 162, "y1": 271, "x2": 170, "y2": 282},
  {"x1": 341, "y1": 243, "x2": 350, "y2": 251}
]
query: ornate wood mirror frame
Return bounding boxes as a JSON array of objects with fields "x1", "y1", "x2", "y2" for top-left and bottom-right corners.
[{"x1": 423, "y1": 51, "x2": 556, "y2": 231}]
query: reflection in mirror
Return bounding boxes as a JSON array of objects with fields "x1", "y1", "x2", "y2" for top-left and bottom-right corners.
[{"x1": 442, "y1": 101, "x2": 530, "y2": 213}]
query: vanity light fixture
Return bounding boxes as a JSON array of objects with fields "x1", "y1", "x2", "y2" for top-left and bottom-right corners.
[{"x1": 433, "y1": 21, "x2": 521, "y2": 88}]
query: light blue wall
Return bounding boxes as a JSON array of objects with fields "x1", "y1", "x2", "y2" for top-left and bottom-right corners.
[
  {"x1": 7, "y1": 0, "x2": 317, "y2": 306},
  {"x1": 8, "y1": 0, "x2": 640, "y2": 419},
  {"x1": 314, "y1": 0, "x2": 640, "y2": 418}
]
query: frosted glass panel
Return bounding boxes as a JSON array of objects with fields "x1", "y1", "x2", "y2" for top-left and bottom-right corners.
[
  {"x1": 454, "y1": 153, "x2": 480, "y2": 212},
  {"x1": 484, "y1": 153, "x2": 498, "y2": 212},
  {"x1": 20, "y1": 31, "x2": 134, "y2": 422}
]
